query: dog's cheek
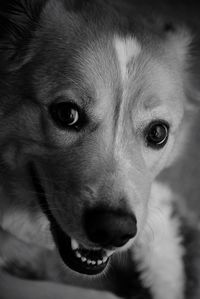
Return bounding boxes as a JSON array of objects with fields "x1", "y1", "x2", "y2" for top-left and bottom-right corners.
[{"x1": 141, "y1": 137, "x2": 175, "y2": 178}]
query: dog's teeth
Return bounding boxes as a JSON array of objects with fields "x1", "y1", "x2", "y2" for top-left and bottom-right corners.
[
  {"x1": 103, "y1": 257, "x2": 108, "y2": 263},
  {"x1": 73, "y1": 244, "x2": 111, "y2": 267},
  {"x1": 75, "y1": 251, "x2": 81, "y2": 258},
  {"x1": 105, "y1": 250, "x2": 115, "y2": 258},
  {"x1": 71, "y1": 239, "x2": 79, "y2": 250}
]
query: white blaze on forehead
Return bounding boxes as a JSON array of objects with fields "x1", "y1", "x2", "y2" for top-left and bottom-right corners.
[{"x1": 114, "y1": 36, "x2": 141, "y2": 82}]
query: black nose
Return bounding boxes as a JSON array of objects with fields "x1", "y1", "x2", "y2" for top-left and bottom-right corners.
[{"x1": 84, "y1": 208, "x2": 137, "y2": 248}]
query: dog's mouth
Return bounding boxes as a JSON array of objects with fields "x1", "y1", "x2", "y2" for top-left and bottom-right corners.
[
  {"x1": 51, "y1": 215, "x2": 112, "y2": 275},
  {"x1": 58, "y1": 234, "x2": 113, "y2": 275},
  {"x1": 29, "y1": 163, "x2": 112, "y2": 275}
]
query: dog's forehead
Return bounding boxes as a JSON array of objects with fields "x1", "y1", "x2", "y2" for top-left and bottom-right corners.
[
  {"x1": 78, "y1": 35, "x2": 142, "y2": 109},
  {"x1": 79, "y1": 34, "x2": 177, "y2": 116},
  {"x1": 34, "y1": 20, "x2": 180, "y2": 120},
  {"x1": 35, "y1": 2, "x2": 186, "y2": 118}
]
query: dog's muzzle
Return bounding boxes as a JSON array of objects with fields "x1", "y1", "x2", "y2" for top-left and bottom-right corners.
[
  {"x1": 28, "y1": 163, "x2": 111, "y2": 275},
  {"x1": 29, "y1": 163, "x2": 136, "y2": 275}
]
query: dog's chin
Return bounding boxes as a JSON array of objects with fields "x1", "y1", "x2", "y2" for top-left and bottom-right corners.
[{"x1": 29, "y1": 163, "x2": 111, "y2": 275}]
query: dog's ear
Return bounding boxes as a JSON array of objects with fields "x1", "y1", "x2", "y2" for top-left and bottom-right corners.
[{"x1": 0, "y1": 0, "x2": 47, "y2": 71}]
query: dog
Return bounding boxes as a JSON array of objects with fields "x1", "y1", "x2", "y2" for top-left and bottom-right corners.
[{"x1": 0, "y1": 0, "x2": 199, "y2": 298}]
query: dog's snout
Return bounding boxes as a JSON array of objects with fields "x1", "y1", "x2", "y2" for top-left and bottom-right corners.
[{"x1": 84, "y1": 208, "x2": 137, "y2": 248}]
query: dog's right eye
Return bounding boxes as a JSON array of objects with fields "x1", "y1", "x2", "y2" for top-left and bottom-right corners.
[
  {"x1": 144, "y1": 120, "x2": 169, "y2": 150},
  {"x1": 49, "y1": 102, "x2": 84, "y2": 131}
]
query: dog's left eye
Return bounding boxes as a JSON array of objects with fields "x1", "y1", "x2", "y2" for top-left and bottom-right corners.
[
  {"x1": 49, "y1": 102, "x2": 83, "y2": 130},
  {"x1": 144, "y1": 121, "x2": 169, "y2": 149}
]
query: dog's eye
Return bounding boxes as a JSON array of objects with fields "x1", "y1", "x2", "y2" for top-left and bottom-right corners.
[
  {"x1": 145, "y1": 121, "x2": 169, "y2": 149},
  {"x1": 49, "y1": 102, "x2": 83, "y2": 130}
]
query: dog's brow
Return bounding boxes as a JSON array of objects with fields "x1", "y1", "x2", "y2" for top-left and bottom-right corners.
[
  {"x1": 54, "y1": 89, "x2": 93, "y2": 107},
  {"x1": 143, "y1": 96, "x2": 162, "y2": 110}
]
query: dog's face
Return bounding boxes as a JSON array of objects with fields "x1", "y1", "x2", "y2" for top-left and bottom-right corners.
[{"x1": 0, "y1": 0, "x2": 191, "y2": 275}]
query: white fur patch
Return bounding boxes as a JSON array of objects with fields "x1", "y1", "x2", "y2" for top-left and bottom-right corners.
[
  {"x1": 133, "y1": 182, "x2": 185, "y2": 299},
  {"x1": 114, "y1": 37, "x2": 141, "y2": 82},
  {"x1": 1, "y1": 210, "x2": 54, "y2": 250}
]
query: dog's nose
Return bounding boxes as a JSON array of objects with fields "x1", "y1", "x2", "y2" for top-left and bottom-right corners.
[{"x1": 84, "y1": 208, "x2": 137, "y2": 248}]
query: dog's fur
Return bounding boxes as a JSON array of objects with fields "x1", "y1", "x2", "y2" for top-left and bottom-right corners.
[{"x1": 0, "y1": 0, "x2": 199, "y2": 298}]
